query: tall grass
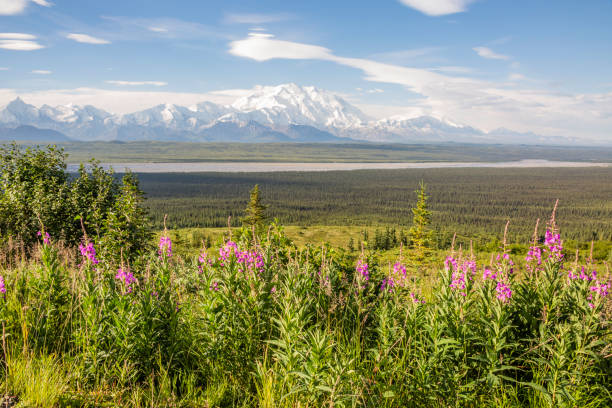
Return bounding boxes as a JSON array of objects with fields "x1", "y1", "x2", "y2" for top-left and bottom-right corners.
[{"x1": 0, "y1": 218, "x2": 609, "y2": 407}]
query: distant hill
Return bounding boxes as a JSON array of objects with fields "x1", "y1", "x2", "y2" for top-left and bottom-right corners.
[{"x1": 0, "y1": 125, "x2": 71, "y2": 142}]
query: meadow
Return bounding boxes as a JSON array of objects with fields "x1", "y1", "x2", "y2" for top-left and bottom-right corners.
[
  {"x1": 0, "y1": 212, "x2": 610, "y2": 407},
  {"x1": 0, "y1": 145, "x2": 610, "y2": 407}
]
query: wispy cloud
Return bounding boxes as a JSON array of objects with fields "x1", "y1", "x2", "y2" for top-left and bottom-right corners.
[
  {"x1": 31, "y1": 69, "x2": 51, "y2": 74},
  {"x1": 30, "y1": 0, "x2": 52, "y2": 6},
  {"x1": 371, "y1": 47, "x2": 443, "y2": 65},
  {"x1": 431, "y1": 66, "x2": 474, "y2": 74},
  {"x1": 223, "y1": 12, "x2": 295, "y2": 25},
  {"x1": 473, "y1": 46, "x2": 510, "y2": 60},
  {"x1": 0, "y1": 0, "x2": 51, "y2": 15},
  {"x1": 66, "y1": 33, "x2": 110, "y2": 44},
  {"x1": 0, "y1": 67, "x2": 9, "y2": 71},
  {"x1": 228, "y1": 32, "x2": 612, "y2": 141},
  {"x1": 106, "y1": 80, "x2": 167, "y2": 86},
  {"x1": 0, "y1": 32, "x2": 44, "y2": 50},
  {"x1": 148, "y1": 26, "x2": 168, "y2": 33},
  {"x1": 397, "y1": 0, "x2": 476, "y2": 16},
  {"x1": 100, "y1": 16, "x2": 231, "y2": 40},
  {"x1": 509, "y1": 73, "x2": 525, "y2": 81}
]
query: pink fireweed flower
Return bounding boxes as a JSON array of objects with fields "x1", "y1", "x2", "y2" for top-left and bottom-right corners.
[
  {"x1": 115, "y1": 268, "x2": 137, "y2": 293},
  {"x1": 410, "y1": 292, "x2": 426, "y2": 304},
  {"x1": 79, "y1": 241, "x2": 99, "y2": 265},
  {"x1": 495, "y1": 281, "x2": 512, "y2": 303},
  {"x1": 219, "y1": 241, "x2": 264, "y2": 274},
  {"x1": 568, "y1": 266, "x2": 597, "y2": 281},
  {"x1": 526, "y1": 246, "x2": 542, "y2": 265},
  {"x1": 544, "y1": 229, "x2": 563, "y2": 260},
  {"x1": 218, "y1": 241, "x2": 238, "y2": 265},
  {"x1": 482, "y1": 268, "x2": 497, "y2": 281},
  {"x1": 444, "y1": 256, "x2": 458, "y2": 272},
  {"x1": 0, "y1": 275, "x2": 5, "y2": 294},
  {"x1": 447, "y1": 257, "x2": 476, "y2": 297},
  {"x1": 158, "y1": 235, "x2": 172, "y2": 258},
  {"x1": 37, "y1": 231, "x2": 50, "y2": 245},
  {"x1": 210, "y1": 281, "x2": 219, "y2": 292},
  {"x1": 380, "y1": 278, "x2": 395, "y2": 292},
  {"x1": 356, "y1": 260, "x2": 369, "y2": 281}
]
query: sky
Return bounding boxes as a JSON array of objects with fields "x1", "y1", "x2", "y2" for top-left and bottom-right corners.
[{"x1": 0, "y1": 0, "x2": 611, "y2": 142}]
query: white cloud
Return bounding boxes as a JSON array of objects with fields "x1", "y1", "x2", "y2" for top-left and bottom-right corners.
[
  {"x1": 148, "y1": 26, "x2": 168, "y2": 33},
  {"x1": 432, "y1": 66, "x2": 474, "y2": 74},
  {"x1": 106, "y1": 80, "x2": 167, "y2": 86},
  {"x1": 0, "y1": 67, "x2": 8, "y2": 70},
  {"x1": 66, "y1": 33, "x2": 110, "y2": 44},
  {"x1": 0, "y1": 32, "x2": 36, "y2": 39},
  {"x1": 473, "y1": 46, "x2": 510, "y2": 60},
  {"x1": 0, "y1": 33, "x2": 43, "y2": 50},
  {"x1": 398, "y1": 0, "x2": 476, "y2": 16},
  {"x1": 0, "y1": 0, "x2": 51, "y2": 15},
  {"x1": 31, "y1": 69, "x2": 51, "y2": 74},
  {"x1": 367, "y1": 88, "x2": 384, "y2": 93},
  {"x1": 228, "y1": 32, "x2": 612, "y2": 141},
  {"x1": 0, "y1": 0, "x2": 28, "y2": 15},
  {"x1": 224, "y1": 12, "x2": 294, "y2": 24},
  {"x1": 509, "y1": 73, "x2": 525, "y2": 81}
]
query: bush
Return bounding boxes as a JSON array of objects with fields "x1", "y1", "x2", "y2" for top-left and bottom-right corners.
[{"x1": 0, "y1": 143, "x2": 151, "y2": 261}]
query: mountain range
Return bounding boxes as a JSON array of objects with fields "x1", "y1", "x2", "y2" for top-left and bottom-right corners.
[{"x1": 0, "y1": 83, "x2": 576, "y2": 145}]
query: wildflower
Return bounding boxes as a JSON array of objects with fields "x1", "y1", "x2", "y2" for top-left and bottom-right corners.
[
  {"x1": 158, "y1": 235, "x2": 172, "y2": 258},
  {"x1": 544, "y1": 229, "x2": 563, "y2": 260},
  {"x1": 526, "y1": 246, "x2": 542, "y2": 265},
  {"x1": 482, "y1": 268, "x2": 497, "y2": 281},
  {"x1": 270, "y1": 286, "x2": 277, "y2": 294},
  {"x1": 37, "y1": 231, "x2": 50, "y2": 245},
  {"x1": 79, "y1": 241, "x2": 99, "y2": 265},
  {"x1": 444, "y1": 256, "x2": 458, "y2": 272},
  {"x1": 0, "y1": 275, "x2": 5, "y2": 295},
  {"x1": 380, "y1": 278, "x2": 395, "y2": 292},
  {"x1": 356, "y1": 260, "x2": 369, "y2": 281},
  {"x1": 115, "y1": 268, "x2": 136, "y2": 293},
  {"x1": 410, "y1": 292, "x2": 426, "y2": 304},
  {"x1": 495, "y1": 281, "x2": 512, "y2": 303},
  {"x1": 209, "y1": 282, "x2": 219, "y2": 292}
]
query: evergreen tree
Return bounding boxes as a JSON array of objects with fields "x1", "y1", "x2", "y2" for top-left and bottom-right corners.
[
  {"x1": 409, "y1": 181, "x2": 433, "y2": 263},
  {"x1": 242, "y1": 184, "x2": 267, "y2": 228}
]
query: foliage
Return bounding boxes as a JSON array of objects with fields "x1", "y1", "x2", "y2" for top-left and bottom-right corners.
[
  {"x1": 0, "y1": 211, "x2": 609, "y2": 407},
  {"x1": 242, "y1": 184, "x2": 267, "y2": 229},
  {"x1": 0, "y1": 143, "x2": 151, "y2": 260},
  {"x1": 409, "y1": 181, "x2": 432, "y2": 263}
]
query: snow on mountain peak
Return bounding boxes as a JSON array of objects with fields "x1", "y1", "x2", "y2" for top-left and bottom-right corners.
[{"x1": 230, "y1": 83, "x2": 369, "y2": 128}]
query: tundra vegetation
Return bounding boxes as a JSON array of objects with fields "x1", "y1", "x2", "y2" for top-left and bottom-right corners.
[{"x1": 0, "y1": 145, "x2": 610, "y2": 407}]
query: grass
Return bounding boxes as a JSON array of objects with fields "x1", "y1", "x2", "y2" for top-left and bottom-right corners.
[{"x1": 0, "y1": 219, "x2": 609, "y2": 406}]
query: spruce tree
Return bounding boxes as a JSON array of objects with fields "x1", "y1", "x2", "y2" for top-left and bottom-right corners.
[
  {"x1": 242, "y1": 184, "x2": 267, "y2": 228},
  {"x1": 409, "y1": 181, "x2": 433, "y2": 263}
]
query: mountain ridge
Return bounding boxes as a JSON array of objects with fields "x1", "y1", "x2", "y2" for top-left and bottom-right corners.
[{"x1": 0, "y1": 83, "x2": 577, "y2": 145}]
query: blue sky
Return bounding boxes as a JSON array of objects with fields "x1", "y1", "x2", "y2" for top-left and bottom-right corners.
[{"x1": 1, "y1": 0, "x2": 611, "y2": 141}]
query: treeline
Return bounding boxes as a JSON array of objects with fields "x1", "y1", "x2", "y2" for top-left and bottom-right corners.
[{"x1": 137, "y1": 167, "x2": 612, "y2": 243}]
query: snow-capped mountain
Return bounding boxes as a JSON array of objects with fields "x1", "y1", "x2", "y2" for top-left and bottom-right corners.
[
  {"x1": 0, "y1": 83, "x2": 568, "y2": 144},
  {"x1": 223, "y1": 83, "x2": 369, "y2": 129}
]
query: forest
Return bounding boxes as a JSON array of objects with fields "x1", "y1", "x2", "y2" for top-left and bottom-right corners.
[{"x1": 139, "y1": 167, "x2": 612, "y2": 244}]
